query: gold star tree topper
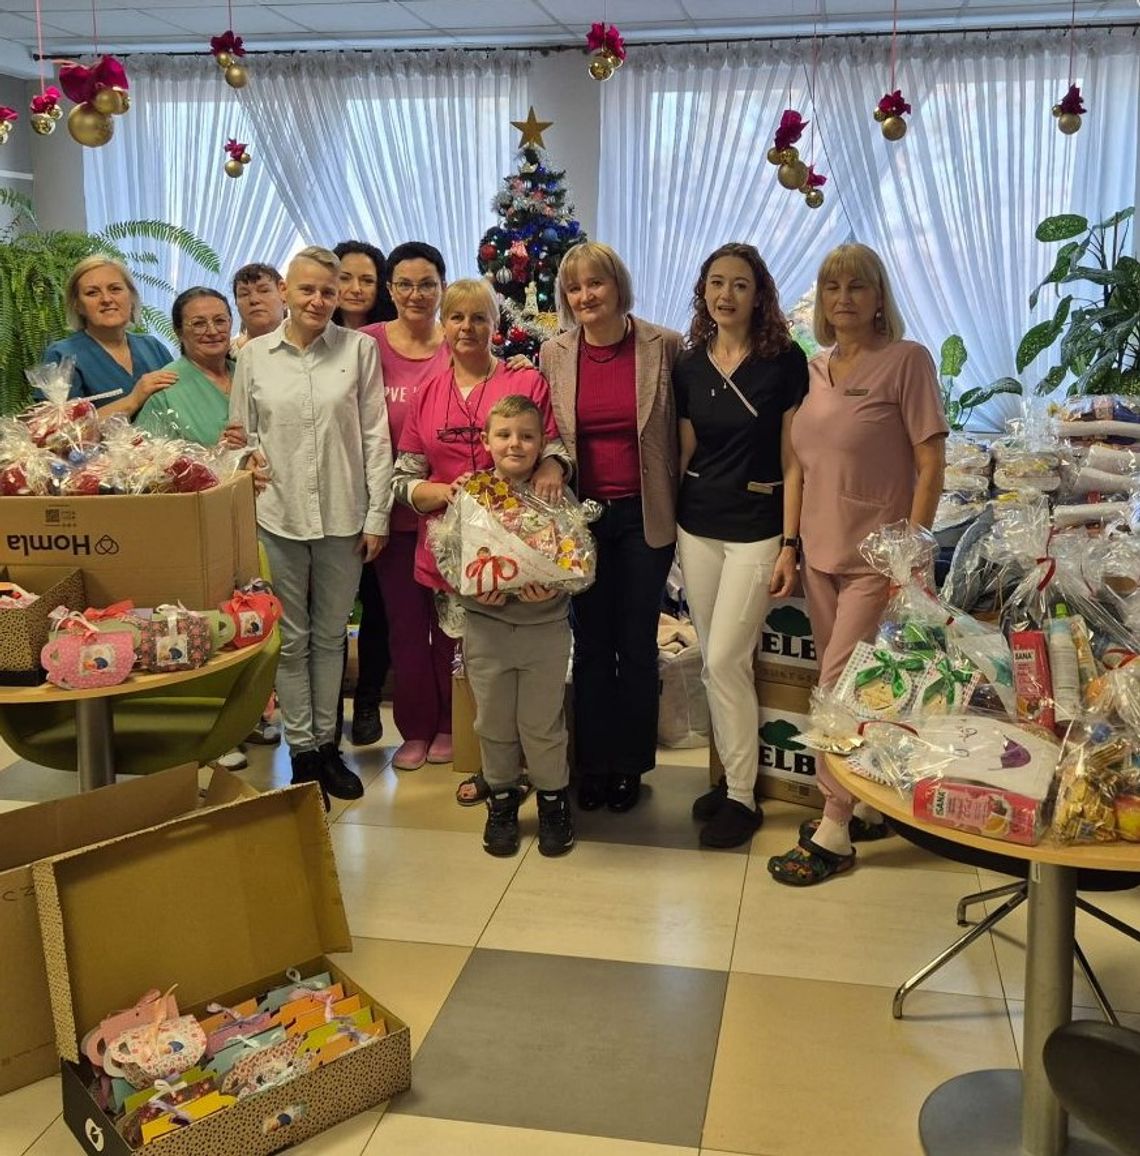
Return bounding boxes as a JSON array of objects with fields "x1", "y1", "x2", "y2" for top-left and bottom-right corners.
[{"x1": 511, "y1": 107, "x2": 553, "y2": 149}]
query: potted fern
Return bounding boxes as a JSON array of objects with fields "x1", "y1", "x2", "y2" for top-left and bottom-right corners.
[{"x1": 0, "y1": 189, "x2": 220, "y2": 414}]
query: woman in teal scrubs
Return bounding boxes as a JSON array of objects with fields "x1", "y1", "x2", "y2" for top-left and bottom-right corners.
[{"x1": 43, "y1": 255, "x2": 173, "y2": 418}]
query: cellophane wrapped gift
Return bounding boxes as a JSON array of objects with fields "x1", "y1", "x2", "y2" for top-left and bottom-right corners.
[
  {"x1": 21, "y1": 359, "x2": 101, "y2": 456},
  {"x1": 1051, "y1": 719, "x2": 1140, "y2": 844},
  {"x1": 0, "y1": 418, "x2": 57, "y2": 494},
  {"x1": 427, "y1": 471, "x2": 599, "y2": 597}
]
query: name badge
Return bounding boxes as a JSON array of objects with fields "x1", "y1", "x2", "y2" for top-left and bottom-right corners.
[
  {"x1": 844, "y1": 388, "x2": 870, "y2": 397},
  {"x1": 746, "y1": 481, "x2": 776, "y2": 494}
]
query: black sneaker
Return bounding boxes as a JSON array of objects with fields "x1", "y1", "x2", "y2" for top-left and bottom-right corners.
[
  {"x1": 483, "y1": 787, "x2": 522, "y2": 857},
  {"x1": 693, "y1": 775, "x2": 765, "y2": 822},
  {"x1": 699, "y1": 798, "x2": 764, "y2": 849},
  {"x1": 291, "y1": 749, "x2": 330, "y2": 811},
  {"x1": 350, "y1": 699, "x2": 383, "y2": 746},
  {"x1": 317, "y1": 742, "x2": 364, "y2": 801},
  {"x1": 536, "y1": 789, "x2": 575, "y2": 857}
]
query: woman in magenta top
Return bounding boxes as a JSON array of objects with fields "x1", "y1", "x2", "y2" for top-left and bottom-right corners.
[
  {"x1": 768, "y1": 242, "x2": 947, "y2": 887},
  {"x1": 359, "y1": 242, "x2": 452, "y2": 770},
  {"x1": 392, "y1": 277, "x2": 569, "y2": 798}
]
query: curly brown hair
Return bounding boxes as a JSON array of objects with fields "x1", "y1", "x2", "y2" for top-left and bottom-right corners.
[{"x1": 685, "y1": 242, "x2": 791, "y2": 359}]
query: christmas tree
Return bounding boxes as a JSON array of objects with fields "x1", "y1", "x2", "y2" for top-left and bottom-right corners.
[{"x1": 477, "y1": 108, "x2": 586, "y2": 360}]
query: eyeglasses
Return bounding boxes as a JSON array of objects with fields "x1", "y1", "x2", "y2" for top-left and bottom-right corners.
[
  {"x1": 391, "y1": 279, "x2": 442, "y2": 297},
  {"x1": 184, "y1": 317, "x2": 232, "y2": 335},
  {"x1": 437, "y1": 425, "x2": 481, "y2": 445}
]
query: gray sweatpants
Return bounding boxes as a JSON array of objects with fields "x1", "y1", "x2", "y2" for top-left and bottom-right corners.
[
  {"x1": 259, "y1": 529, "x2": 361, "y2": 755},
  {"x1": 463, "y1": 613, "x2": 571, "y2": 792}
]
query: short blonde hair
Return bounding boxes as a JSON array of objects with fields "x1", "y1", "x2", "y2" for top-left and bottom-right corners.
[
  {"x1": 65, "y1": 255, "x2": 142, "y2": 331},
  {"x1": 812, "y1": 243, "x2": 906, "y2": 346},
  {"x1": 485, "y1": 393, "x2": 542, "y2": 431},
  {"x1": 441, "y1": 278, "x2": 500, "y2": 328},
  {"x1": 555, "y1": 242, "x2": 634, "y2": 330},
  {"x1": 288, "y1": 246, "x2": 340, "y2": 278}
]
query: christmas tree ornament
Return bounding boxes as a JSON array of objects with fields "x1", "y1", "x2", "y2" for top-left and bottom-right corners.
[
  {"x1": 223, "y1": 137, "x2": 252, "y2": 177},
  {"x1": 495, "y1": 267, "x2": 513, "y2": 285},
  {"x1": 224, "y1": 63, "x2": 249, "y2": 90},
  {"x1": 804, "y1": 189, "x2": 824, "y2": 209},
  {"x1": 210, "y1": 30, "x2": 247, "y2": 82},
  {"x1": 66, "y1": 102, "x2": 113, "y2": 147},
  {"x1": 0, "y1": 108, "x2": 16, "y2": 145},
  {"x1": 1053, "y1": 84, "x2": 1085, "y2": 135},
  {"x1": 801, "y1": 165, "x2": 827, "y2": 210},
  {"x1": 510, "y1": 107, "x2": 553, "y2": 149},
  {"x1": 778, "y1": 161, "x2": 808, "y2": 190},
  {"x1": 768, "y1": 110, "x2": 807, "y2": 180},
  {"x1": 585, "y1": 22, "x2": 626, "y2": 82},
  {"x1": 874, "y1": 90, "x2": 911, "y2": 141},
  {"x1": 479, "y1": 242, "x2": 499, "y2": 262},
  {"x1": 29, "y1": 87, "x2": 62, "y2": 134}
]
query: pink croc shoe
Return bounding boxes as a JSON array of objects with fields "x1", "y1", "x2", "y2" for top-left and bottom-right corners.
[
  {"x1": 426, "y1": 733, "x2": 453, "y2": 765},
  {"x1": 392, "y1": 739, "x2": 429, "y2": 771}
]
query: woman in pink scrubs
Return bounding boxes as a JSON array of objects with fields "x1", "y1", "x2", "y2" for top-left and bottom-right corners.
[
  {"x1": 391, "y1": 278, "x2": 569, "y2": 800},
  {"x1": 767, "y1": 243, "x2": 947, "y2": 886}
]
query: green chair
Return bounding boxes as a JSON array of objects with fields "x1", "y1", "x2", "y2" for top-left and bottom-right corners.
[{"x1": 0, "y1": 628, "x2": 279, "y2": 779}]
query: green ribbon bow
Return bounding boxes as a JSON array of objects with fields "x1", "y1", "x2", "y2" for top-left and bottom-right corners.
[
  {"x1": 854, "y1": 649, "x2": 927, "y2": 699},
  {"x1": 922, "y1": 657, "x2": 975, "y2": 707}
]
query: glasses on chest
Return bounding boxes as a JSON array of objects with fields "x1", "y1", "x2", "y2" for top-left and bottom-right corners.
[{"x1": 437, "y1": 424, "x2": 482, "y2": 446}]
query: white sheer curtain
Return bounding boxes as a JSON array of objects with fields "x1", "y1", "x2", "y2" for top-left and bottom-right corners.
[
  {"x1": 598, "y1": 42, "x2": 851, "y2": 334},
  {"x1": 600, "y1": 29, "x2": 1139, "y2": 429},
  {"x1": 235, "y1": 50, "x2": 532, "y2": 279},
  {"x1": 84, "y1": 55, "x2": 301, "y2": 312},
  {"x1": 814, "y1": 27, "x2": 1140, "y2": 430}
]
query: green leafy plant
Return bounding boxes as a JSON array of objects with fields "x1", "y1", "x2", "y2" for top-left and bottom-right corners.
[
  {"x1": 1017, "y1": 207, "x2": 1139, "y2": 396},
  {"x1": 0, "y1": 189, "x2": 220, "y2": 414},
  {"x1": 938, "y1": 334, "x2": 1021, "y2": 430}
]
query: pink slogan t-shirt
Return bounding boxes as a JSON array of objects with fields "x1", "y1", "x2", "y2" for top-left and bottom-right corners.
[
  {"x1": 791, "y1": 340, "x2": 948, "y2": 573},
  {"x1": 399, "y1": 363, "x2": 562, "y2": 589},
  {"x1": 360, "y1": 322, "x2": 451, "y2": 534}
]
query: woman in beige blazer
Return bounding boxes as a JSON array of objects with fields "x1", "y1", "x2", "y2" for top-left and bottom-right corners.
[{"x1": 539, "y1": 242, "x2": 682, "y2": 814}]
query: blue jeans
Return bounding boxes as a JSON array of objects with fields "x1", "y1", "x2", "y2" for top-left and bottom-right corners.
[{"x1": 571, "y1": 498, "x2": 674, "y2": 780}]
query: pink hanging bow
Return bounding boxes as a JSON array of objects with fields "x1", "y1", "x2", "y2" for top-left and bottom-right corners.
[
  {"x1": 877, "y1": 90, "x2": 911, "y2": 117},
  {"x1": 83, "y1": 600, "x2": 136, "y2": 622},
  {"x1": 586, "y1": 22, "x2": 626, "y2": 62},
  {"x1": 1058, "y1": 84, "x2": 1085, "y2": 115},
  {"x1": 58, "y1": 56, "x2": 129, "y2": 105},
  {"x1": 29, "y1": 87, "x2": 61, "y2": 114},
  {"x1": 225, "y1": 138, "x2": 249, "y2": 161},
  {"x1": 773, "y1": 109, "x2": 808, "y2": 151},
  {"x1": 210, "y1": 30, "x2": 246, "y2": 58},
  {"x1": 0, "y1": 106, "x2": 17, "y2": 124},
  {"x1": 803, "y1": 165, "x2": 827, "y2": 189}
]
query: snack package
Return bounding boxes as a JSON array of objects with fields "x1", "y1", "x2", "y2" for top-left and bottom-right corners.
[
  {"x1": 1051, "y1": 720, "x2": 1139, "y2": 844},
  {"x1": 21, "y1": 358, "x2": 102, "y2": 455},
  {"x1": 1053, "y1": 395, "x2": 1140, "y2": 444},
  {"x1": 427, "y1": 471, "x2": 599, "y2": 597}
]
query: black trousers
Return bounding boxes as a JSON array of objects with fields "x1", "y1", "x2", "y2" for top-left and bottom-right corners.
[
  {"x1": 337, "y1": 562, "x2": 390, "y2": 739},
  {"x1": 571, "y1": 497, "x2": 674, "y2": 781}
]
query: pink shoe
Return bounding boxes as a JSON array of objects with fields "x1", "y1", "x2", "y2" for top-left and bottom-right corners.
[
  {"x1": 426, "y1": 733, "x2": 454, "y2": 764},
  {"x1": 392, "y1": 739, "x2": 429, "y2": 771}
]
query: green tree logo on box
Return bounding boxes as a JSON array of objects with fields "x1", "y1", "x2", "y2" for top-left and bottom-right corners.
[
  {"x1": 760, "y1": 604, "x2": 816, "y2": 663},
  {"x1": 759, "y1": 719, "x2": 816, "y2": 777}
]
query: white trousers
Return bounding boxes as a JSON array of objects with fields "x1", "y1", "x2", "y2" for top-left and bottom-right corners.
[{"x1": 676, "y1": 527, "x2": 781, "y2": 808}]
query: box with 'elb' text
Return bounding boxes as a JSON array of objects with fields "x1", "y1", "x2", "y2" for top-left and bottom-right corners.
[{"x1": 754, "y1": 597, "x2": 819, "y2": 689}]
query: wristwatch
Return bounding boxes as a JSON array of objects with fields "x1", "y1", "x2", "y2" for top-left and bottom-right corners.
[{"x1": 781, "y1": 536, "x2": 802, "y2": 554}]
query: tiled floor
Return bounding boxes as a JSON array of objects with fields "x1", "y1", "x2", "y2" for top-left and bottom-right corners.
[{"x1": 2, "y1": 713, "x2": 1139, "y2": 1155}]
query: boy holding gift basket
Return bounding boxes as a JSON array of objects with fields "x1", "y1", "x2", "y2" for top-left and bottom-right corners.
[{"x1": 430, "y1": 395, "x2": 583, "y2": 858}]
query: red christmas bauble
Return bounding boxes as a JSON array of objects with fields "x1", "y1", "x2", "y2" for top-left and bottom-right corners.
[
  {"x1": 509, "y1": 326, "x2": 528, "y2": 342},
  {"x1": 479, "y1": 243, "x2": 498, "y2": 262},
  {"x1": 491, "y1": 333, "x2": 505, "y2": 346}
]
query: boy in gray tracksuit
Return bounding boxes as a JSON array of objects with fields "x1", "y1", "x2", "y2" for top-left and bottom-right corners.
[{"x1": 462, "y1": 395, "x2": 574, "y2": 858}]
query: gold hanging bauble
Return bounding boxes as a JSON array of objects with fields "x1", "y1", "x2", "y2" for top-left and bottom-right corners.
[
  {"x1": 240, "y1": 151, "x2": 251, "y2": 164},
  {"x1": 67, "y1": 103, "x2": 114, "y2": 148},
  {"x1": 1057, "y1": 112, "x2": 1082, "y2": 135},
  {"x1": 873, "y1": 107, "x2": 885, "y2": 122},
  {"x1": 224, "y1": 63, "x2": 249, "y2": 89},
  {"x1": 224, "y1": 158, "x2": 244, "y2": 178},
  {"x1": 30, "y1": 112, "x2": 56, "y2": 136},
  {"x1": 1051, "y1": 104, "x2": 1063, "y2": 117},
  {"x1": 778, "y1": 146, "x2": 799, "y2": 164},
  {"x1": 588, "y1": 54, "x2": 615, "y2": 82},
  {"x1": 777, "y1": 161, "x2": 808, "y2": 190},
  {"x1": 49, "y1": 104, "x2": 63, "y2": 121},
  {"x1": 215, "y1": 51, "x2": 233, "y2": 68},
  {"x1": 110, "y1": 87, "x2": 131, "y2": 115},
  {"x1": 0, "y1": 122, "x2": 11, "y2": 145},
  {"x1": 805, "y1": 189, "x2": 824, "y2": 209},
  {"x1": 766, "y1": 146, "x2": 782, "y2": 165},
  {"x1": 92, "y1": 88, "x2": 117, "y2": 115},
  {"x1": 881, "y1": 115, "x2": 907, "y2": 141}
]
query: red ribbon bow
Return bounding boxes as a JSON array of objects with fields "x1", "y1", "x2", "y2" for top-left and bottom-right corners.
[
  {"x1": 210, "y1": 30, "x2": 246, "y2": 58},
  {"x1": 586, "y1": 22, "x2": 626, "y2": 62},
  {"x1": 1034, "y1": 555, "x2": 1057, "y2": 592},
  {"x1": 465, "y1": 553, "x2": 519, "y2": 596},
  {"x1": 1058, "y1": 84, "x2": 1085, "y2": 115},
  {"x1": 58, "y1": 56, "x2": 129, "y2": 105},
  {"x1": 773, "y1": 109, "x2": 808, "y2": 151},
  {"x1": 225, "y1": 138, "x2": 248, "y2": 161},
  {"x1": 803, "y1": 165, "x2": 827, "y2": 189},
  {"x1": 29, "y1": 87, "x2": 61, "y2": 114},
  {"x1": 877, "y1": 89, "x2": 911, "y2": 117},
  {"x1": 0, "y1": 106, "x2": 16, "y2": 124},
  {"x1": 84, "y1": 600, "x2": 136, "y2": 622}
]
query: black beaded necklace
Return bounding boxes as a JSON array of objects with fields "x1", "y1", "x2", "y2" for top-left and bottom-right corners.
[{"x1": 578, "y1": 318, "x2": 631, "y2": 365}]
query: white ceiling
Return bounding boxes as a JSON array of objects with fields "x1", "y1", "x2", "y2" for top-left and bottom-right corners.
[{"x1": 0, "y1": 0, "x2": 1136, "y2": 70}]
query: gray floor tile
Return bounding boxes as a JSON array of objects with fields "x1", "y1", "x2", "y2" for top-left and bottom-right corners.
[
  {"x1": 393, "y1": 948, "x2": 727, "y2": 1148},
  {"x1": 0, "y1": 759, "x2": 85, "y2": 803},
  {"x1": 572, "y1": 764, "x2": 745, "y2": 853}
]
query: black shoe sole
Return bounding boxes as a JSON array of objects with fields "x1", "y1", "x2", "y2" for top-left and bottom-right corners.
[
  {"x1": 324, "y1": 778, "x2": 364, "y2": 801},
  {"x1": 483, "y1": 841, "x2": 520, "y2": 857},
  {"x1": 538, "y1": 837, "x2": 575, "y2": 857}
]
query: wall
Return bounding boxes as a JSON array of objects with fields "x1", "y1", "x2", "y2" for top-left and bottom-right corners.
[{"x1": 0, "y1": 76, "x2": 34, "y2": 227}]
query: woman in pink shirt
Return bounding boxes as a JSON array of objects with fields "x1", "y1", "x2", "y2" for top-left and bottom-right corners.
[
  {"x1": 392, "y1": 278, "x2": 570, "y2": 799},
  {"x1": 359, "y1": 242, "x2": 453, "y2": 771},
  {"x1": 767, "y1": 243, "x2": 947, "y2": 886}
]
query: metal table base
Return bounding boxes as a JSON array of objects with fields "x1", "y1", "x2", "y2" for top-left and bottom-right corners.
[{"x1": 75, "y1": 697, "x2": 115, "y2": 791}]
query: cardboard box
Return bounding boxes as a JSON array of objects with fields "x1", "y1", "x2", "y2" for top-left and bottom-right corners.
[
  {"x1": 0, "y1": 473, "x2": 259, "y2": 610},
  {"x1": 710, "y1": 678, "x2": 824, "y2": 810},
  {"x1": 0, "y1": 765, "x2": 251, "y2": 1096},
  {"x1": 33, "y1": 783, "x2": 411, "y2": 1155},
  {"x1": 754, "y1": 596, "x2": 819, "y2": 689},
  {"x1": 0, "y1": 564, "x2": 86, "y2": 685}
]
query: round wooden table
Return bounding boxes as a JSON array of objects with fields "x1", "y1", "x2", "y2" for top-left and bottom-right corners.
[
  {"x1": 0, "y1": 640, "x2": 270, "y2": 792},
  {"x1": 826, "y1": 753, "x2": 1140, "y2": 1156}
]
